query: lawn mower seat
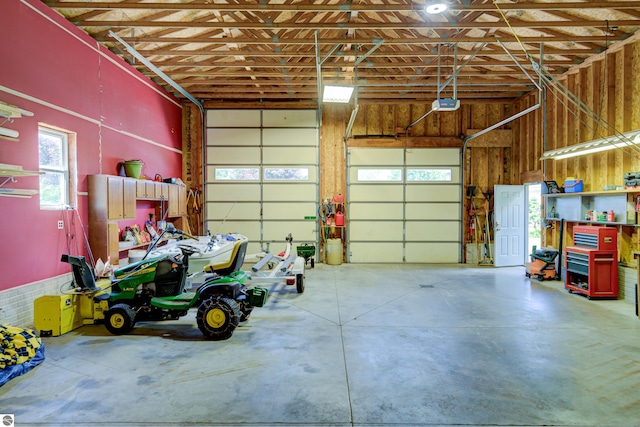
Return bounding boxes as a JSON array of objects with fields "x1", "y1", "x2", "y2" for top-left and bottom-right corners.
[
  {"x1": 60, "y1": 254, "x2": 100, "y2": 292},
  {"x1": 203, "y1": 240, "x2": 248, "y2": 276}
]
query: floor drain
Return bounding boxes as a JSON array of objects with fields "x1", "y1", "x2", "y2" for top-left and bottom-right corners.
[{"x1": 419, "y1": 284, "x2": 435, "y2": 288}]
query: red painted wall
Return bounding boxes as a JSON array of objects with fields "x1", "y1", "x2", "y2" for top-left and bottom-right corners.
[{"x1": 0, "y1": 0, "x2": 183, "y2": 291}]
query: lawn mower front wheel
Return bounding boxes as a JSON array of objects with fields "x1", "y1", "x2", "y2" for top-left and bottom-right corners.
[
  {"x1": 105, "y1": 304, "x2": 136, "y2": 335},
  {"x1": 197, "y1": 297, "x2": 241, "y2": 340}
]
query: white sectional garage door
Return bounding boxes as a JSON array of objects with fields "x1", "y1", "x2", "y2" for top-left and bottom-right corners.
[
  {"x1": 205, "y1": 109, "x2": 318, "y2": 255},
  {"x1": 348, "y1": 147, "x2": 461, "y2": 263}
]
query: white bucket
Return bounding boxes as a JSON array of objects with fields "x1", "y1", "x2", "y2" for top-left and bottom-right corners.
[
  {"x1": 128, "y1": 249, "x2": 147, "y2": 264},
  {"x1": 326, "y1": 238, "x2": 343, "y2": 265}
]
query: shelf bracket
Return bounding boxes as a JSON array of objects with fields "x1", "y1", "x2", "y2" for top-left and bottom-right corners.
[{"x1": 0, "y1": 176, "x2": 16, "y2": 188}]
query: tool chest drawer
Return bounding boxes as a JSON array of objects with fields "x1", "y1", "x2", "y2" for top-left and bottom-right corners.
[{"x1": 566, "y1": 251, "x2": 589, "y2": 275}]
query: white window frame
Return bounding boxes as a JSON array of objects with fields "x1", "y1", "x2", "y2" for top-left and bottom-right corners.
[
  {"x1": 214, "y1": 167, "x2": 260, "y2": 181},
  {"x1": 406, "y1": 168, "x2": 453, "y2": 182},
  {"x1": 39, "y1": 126, "x2": 74, "y2": 209},
  {"x1": 264, "y1": 167, "x2": 310, "y2": 181},
  {"x1": 356, "y1": 168, "x2": 403, "y2": 182}
]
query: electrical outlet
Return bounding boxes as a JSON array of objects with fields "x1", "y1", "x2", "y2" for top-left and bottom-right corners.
[{"x1": 58, "y1": 220, "x2": 64, "y2": 229}]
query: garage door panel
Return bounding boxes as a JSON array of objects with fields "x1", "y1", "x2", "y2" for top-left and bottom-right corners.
[
  {"x1": 206, "y1": 183, "x2": 261, "y2": 201},
  {"x1": 263, "y1": 110, "x2": 316, "y2": 127},
  {"x1": 350, "y1": 221, "x2": 403, "y2": 240},
  {"x1": 263, "y1": 183, "x2": 316, "y2": 201},
  {"x1": 405, "y1": 185, "x2": 460, "y2": 202},
  {"x1": 350, "y1": 185, "x2": 403, "y2": 202},
  {"x1": 405, "y1": 243, "x2": 459, "y2": 263},
  {"x1": 405, "y1": 148, "x2": 460, "y2": 165},
  {"x1": 207, "y1": 128, "x2": 260, "y2": 146},
  {"x1": 263, "y1": 147, "x2": 316, "y2": 164},
  {"x1": 206, "y1": 202, "x2": 261, "y2": 220},
  {"x1": 406, "y1": 203, "x2": 459, "y2": 220},
  {"x1": 263, "y1": 202, "x2": 316, "y2": 220},
  {"x1": 350, "y1": 148, "x2": 404, "y2": 165},
  {"x1": 207, "y1": 147, "x2": 260, "y2": 164},
  {"x1": 350, "y1": 242, "x2": 404, "y2": 263},
  {"x1": 207, "y1": 110, "x2": 260, "y2": 127},
  {"x1": 263, "y1": 221, "x2": 316, "y2": 242},
  {"x1": 205, "y1": 221, "x2": 260, "y2": 241},
  {"x1": 350, "y1": 203, "x2": 403, "y2": 220},
  {"x1": 263, "y1": 128, "x2": 317, "y2": 146},
  {"x1": 405, "y1": 221, "x2": 460, "y2": 241}
]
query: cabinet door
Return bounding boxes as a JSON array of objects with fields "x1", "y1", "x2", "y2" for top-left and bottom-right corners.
[
  {"x1": 179, "y1": 185, "x2": 187, "y2": 216},
  {"x1": 108, "y1": 222, "x2": 120, "y2": 264},
  {"x1": 136, "y1": 181, "x2": 147, "y2": 198},
  {"x1": 168, "y1": 185, "x2": 187, "y2": 217},
  {"x1": 155, "y1": 182, "x2": 169, "y2": 200},
  {"x1": 168, "y1": 184, "x2": 179, "y2": 217},
  {"x1": 123, "y1": 179, "x2": 136, "y2": 219},
  {"x1": 107, "y1": 177, "x2": 124, "y2": 219}
]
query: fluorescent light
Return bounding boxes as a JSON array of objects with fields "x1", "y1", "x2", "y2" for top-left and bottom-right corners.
[
  {"x1": 540, "y1": 129, "x2": 640, "y2": 160},
  {"x1": 323, "y1": 85, "x2": 354, "y2": 103},
  {"x1": 425, "y1": 2, "x2": 448, "y2": 14}
]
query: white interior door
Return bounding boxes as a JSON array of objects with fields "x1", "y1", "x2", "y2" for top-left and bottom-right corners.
[{"x1": 493, "y1": 184, "x2": 525, "y2": 267}]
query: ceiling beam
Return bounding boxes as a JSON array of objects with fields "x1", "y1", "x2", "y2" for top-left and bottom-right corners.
[
  {"x1": 45, "y1": 1, "x2": 640, "y2": 12},
  {"x1": 125, "y1": 47, "x2": 603, "y2": 57},
  {"x1": 102, "y1": 35, "x2": 627, "y2": 45},
  {"x1": 75, "y1": 19, "x2": 640, "y2": 30}
]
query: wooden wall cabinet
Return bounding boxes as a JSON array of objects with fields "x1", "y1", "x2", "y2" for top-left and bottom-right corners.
[
  {"x1": 168, "y1": 184, "x2": 187, "y2": 217},
  {"x1": 136, "y1": 180, "x2": 157, "y2": 199},
  {"x1": 88, "y1": 174, "x2": 187, "y2": 264}
]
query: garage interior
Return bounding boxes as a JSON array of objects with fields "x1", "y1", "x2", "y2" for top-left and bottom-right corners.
[{"x1": 2, "y1": 0, "x2": 640, "y2": 426}]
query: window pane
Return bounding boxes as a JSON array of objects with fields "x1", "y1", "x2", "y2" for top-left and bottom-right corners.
[
  {"x1": 407, "y1": 168, "x2": 452, "y2": 182},
  {"x1": 214, "y1": 168, "x2": 260, "y2": 180},
  {"x1": 357, "y1": 169, "x2": 402, "y2": 181},
  {"x1": 39, "y1": 172, "x2": 65, "y2": 206},
  {"x1": 39, "y1": 131, "x2": 64, "y2": 170},
  {"x1": 264, "y1": 168, "x2": 309, "y2": 181}
]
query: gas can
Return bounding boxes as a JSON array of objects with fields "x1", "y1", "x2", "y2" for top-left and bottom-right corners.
[
  {"x1": 335, "y1": 211, "x2": 344, "y2": 226},
  {"x1": 607, "y1": 211, "x2": 615, "y2": 222}
]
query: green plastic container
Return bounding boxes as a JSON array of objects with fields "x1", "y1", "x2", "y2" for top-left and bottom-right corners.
[
  {"x1": 248, "y1": 287, "x2": 269, "y2": 307},
  {"x1": 123, "y1": 160, "x2": 143, "y2": 179}
]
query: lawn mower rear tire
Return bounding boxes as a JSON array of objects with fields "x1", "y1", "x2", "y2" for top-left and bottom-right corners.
[{"x1": 196, "y1": 296, "x2": 241, "y2": 340}]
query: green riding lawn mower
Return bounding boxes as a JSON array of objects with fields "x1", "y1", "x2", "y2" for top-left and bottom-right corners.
[{"x1": 61, "y1": 228, "x2": 268, "y2": 340}]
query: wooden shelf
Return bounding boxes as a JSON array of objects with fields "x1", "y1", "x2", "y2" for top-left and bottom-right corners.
[
  {"x1": 0, "y1": 163, "x2": 44, "y2": 198},
  {"x1": 543, "y1": 189, "x2": 640, "y2": 197}
]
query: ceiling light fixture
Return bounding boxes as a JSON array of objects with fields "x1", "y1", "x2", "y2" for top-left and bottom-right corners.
[
  {"x1": 322, "y1": 85, "x2": 354, "y2": 103},
  {"x1": 425, "y1": 2, "x2": 448, "y2": 14},
  {"x1": 540, "y1": 129, "x2": 640, "y2": 161}
]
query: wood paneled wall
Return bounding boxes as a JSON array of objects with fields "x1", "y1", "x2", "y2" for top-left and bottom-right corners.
[
  {"x1": 321, "y1": 101, "x2": 516, "y2": 247},
  {"x1": 514, "y1": 33, "x2": 640, "y2": 264}
]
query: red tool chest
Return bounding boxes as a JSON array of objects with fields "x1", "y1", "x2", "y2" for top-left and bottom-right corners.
[{"x1": 565, "y1": 226, "x2": 618, "y2": 299}]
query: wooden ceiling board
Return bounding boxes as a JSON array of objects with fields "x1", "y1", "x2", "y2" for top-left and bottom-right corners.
[{"x1": 44, "y1": 0, "x2": 640, "y2": 105}]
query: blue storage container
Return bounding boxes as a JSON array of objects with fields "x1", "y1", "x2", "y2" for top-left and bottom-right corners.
[{"x1": 564, "y1": 179, "x2": 583, "y2": 193}]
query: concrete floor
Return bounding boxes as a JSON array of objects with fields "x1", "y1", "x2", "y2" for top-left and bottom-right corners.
[{"x1": 2, "y1": 263, "x2": 640, "y2": 427}]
